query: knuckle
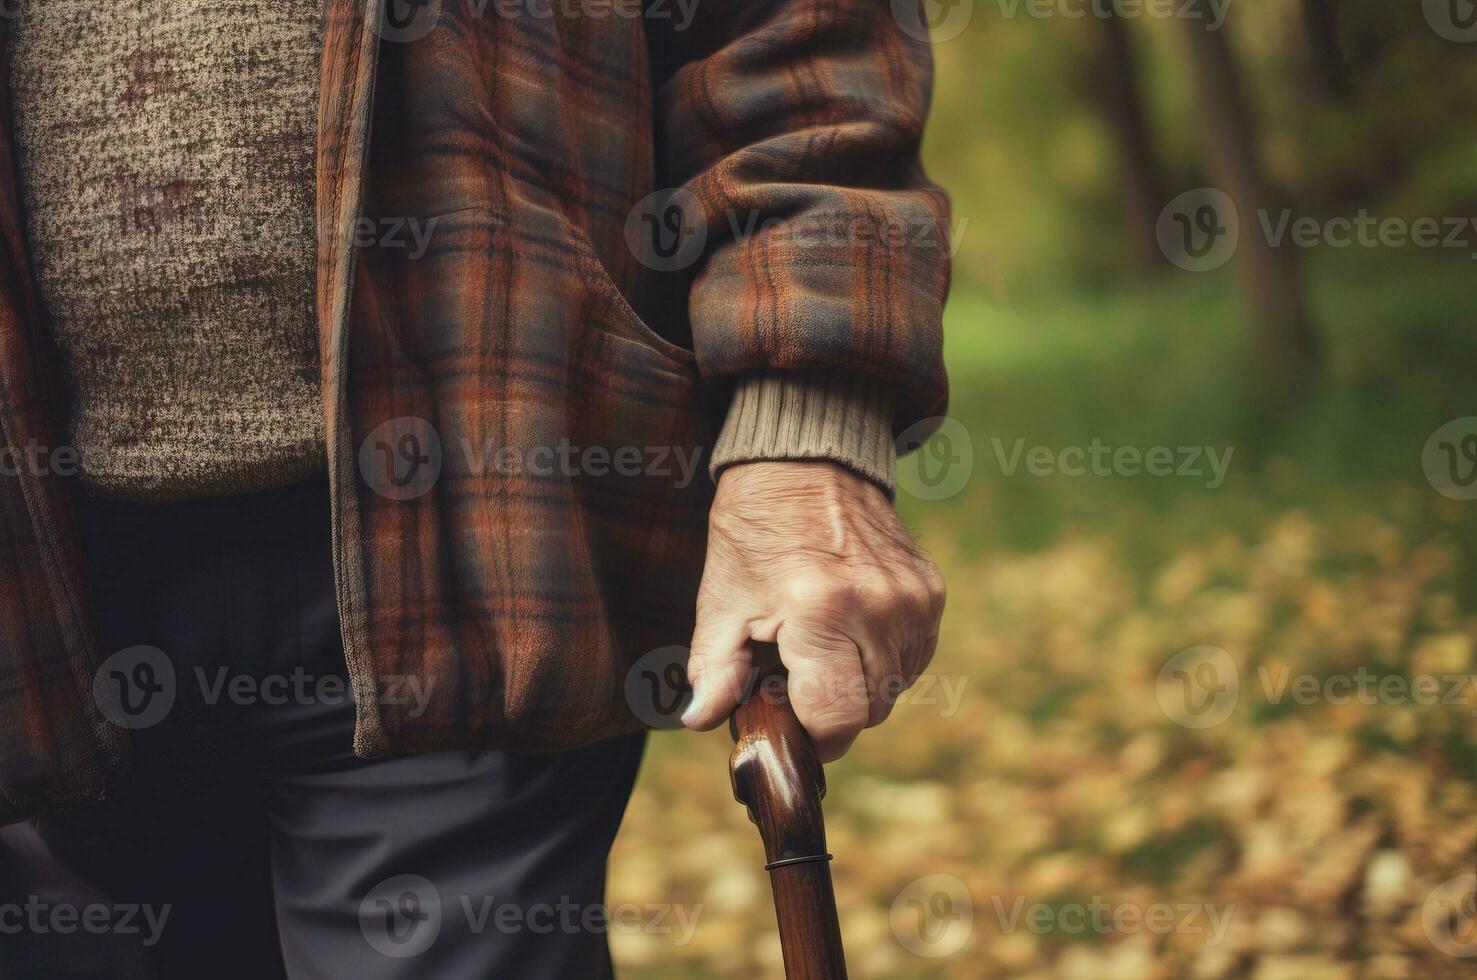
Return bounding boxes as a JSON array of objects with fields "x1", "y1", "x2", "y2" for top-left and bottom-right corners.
[
  {"x1": 900, "y1": 577, "x2": 932, "y2": 618},
  {"x1": 855, "y1": 570, "x2": 896, "y2": 608},
  {"x1": 880, "y1": 646, "x2": 909, "y2": 684},
  {"x1": 920, "y1": 561, "x2": 947, "y2": 614},
  {"x1": 781, "y1": 573, "x2": 849, "y2": 612},
  {"x1": 904, "y1": 637, "x2": 939, "y2": 685}
]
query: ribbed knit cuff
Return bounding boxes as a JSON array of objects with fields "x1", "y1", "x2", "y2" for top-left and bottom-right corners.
[{"x1": 710, "y1": 371, "x2": 898, "y2": 495}]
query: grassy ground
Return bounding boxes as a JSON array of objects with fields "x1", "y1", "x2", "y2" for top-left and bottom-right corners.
[{"x1": 609, "y1": 250, "x2": 1477, "y2": 979}]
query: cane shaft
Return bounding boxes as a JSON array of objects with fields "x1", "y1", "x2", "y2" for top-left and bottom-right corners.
[
  {"x1": 766, "y1": 864, "x2": 847, "y2": 979},
  {"x1": 730, "y1": 665, "x2": 849, "y2": 980}
]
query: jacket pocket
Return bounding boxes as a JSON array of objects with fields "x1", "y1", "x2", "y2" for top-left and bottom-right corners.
[
  {"x1": 566, "y1": 252, "x2": 716, "y2": 739},
  {"x1": 575, "y1": 243, "x2": 698, "y2": 372}
]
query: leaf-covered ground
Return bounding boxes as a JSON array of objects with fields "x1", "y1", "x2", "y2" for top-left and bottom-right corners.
[{"x1": 611, "y1": 509, "x2": 1475, "y2": 978}]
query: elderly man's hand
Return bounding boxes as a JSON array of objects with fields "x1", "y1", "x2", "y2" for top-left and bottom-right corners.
[{"x1": 682, "y1": 461, "x2": 945, "y2": 761}]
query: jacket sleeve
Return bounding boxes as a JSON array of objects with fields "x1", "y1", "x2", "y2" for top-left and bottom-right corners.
[{"x1": 644, "y1": 0, "x2": 951, "y2": 482}]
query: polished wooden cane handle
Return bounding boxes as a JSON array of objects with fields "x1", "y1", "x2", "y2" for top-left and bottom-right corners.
[{"x1": 729, "y1": 662, "x2": 849, "y2": 980}]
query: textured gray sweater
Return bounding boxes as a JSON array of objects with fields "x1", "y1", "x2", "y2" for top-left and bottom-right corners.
[
  {"x1": 11, "y1": 0, "x2": 328, "y2": 501},
  {"x1": 9, "y1": 0, "x2": 896, "y2": 502}
]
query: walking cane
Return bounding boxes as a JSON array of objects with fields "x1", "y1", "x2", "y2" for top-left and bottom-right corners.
[{"x1": 729, "y1": 659, "x2": 849, "y2": 979}]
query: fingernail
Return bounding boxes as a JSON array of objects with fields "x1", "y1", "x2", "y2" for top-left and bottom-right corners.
[{"x1": 679, "y1": 686, "x2": 705, "y2": 727}]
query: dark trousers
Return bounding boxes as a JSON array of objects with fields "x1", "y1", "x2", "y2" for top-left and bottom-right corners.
[{"x1": 11, "y1": 479, "x2": 645, "y2": 979}]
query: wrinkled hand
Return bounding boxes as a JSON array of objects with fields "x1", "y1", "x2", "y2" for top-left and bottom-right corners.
[{"x1": 682, "y1": 461, "x2": 945, "y2": 761}]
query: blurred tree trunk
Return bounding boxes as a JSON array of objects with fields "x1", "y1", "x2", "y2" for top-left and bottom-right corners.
[
  {"x1": 1301, "y1": 0, "x2": 1351, "y2": 100},
  {"x1": 1094, "y1": 1, "x2": 1170, "y2": 275},
  {"x1": 1180, "y1": 0, "x2": 1322, "y2": 406}
]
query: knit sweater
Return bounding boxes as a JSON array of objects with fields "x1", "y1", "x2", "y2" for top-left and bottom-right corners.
[
  {"x1": 10, "y1": 0, "x2": 328, "y2": 501},
  {"x1": 9, "y1": 0, "x2": 897, "y2": 501}
]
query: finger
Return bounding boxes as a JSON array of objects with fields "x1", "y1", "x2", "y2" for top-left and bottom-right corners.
[
  {"x1": 856, "y1": 627, "x2": 904, "y2": 729},
  {"x1": 852, "y1": 572, "x2": 923, "y2": 728},
  {"x1": 901, "y1": 564, "x2": 946, "y2": 686},
  {"x1": 680, "y1": 616, "x2": 753, "y2": 731},
  {"x1": 905, "y1": 632, "x2": 940, "y2": 688},
  {"x1": 895, "y1": 631, "x2": 940, "y2": 716},
  {"x1": 897, "y1": 608, "x2": 941, "y2": 689},
  {"x1": 776, "y1": 620, "x2": 868, "y2": 762}
]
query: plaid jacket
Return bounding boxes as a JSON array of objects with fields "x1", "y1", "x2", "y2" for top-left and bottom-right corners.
[{"x1": 0, "y1": 0, "x2": 949, "y2": 822}]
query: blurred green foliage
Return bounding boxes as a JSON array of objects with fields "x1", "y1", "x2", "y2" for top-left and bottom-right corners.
[
  {"x1": 907, "y1": 250, "x2": 1477, "y2": 564},
  {"x1": 923, "y1": 0, "x2": 1477, "y2": 295}
]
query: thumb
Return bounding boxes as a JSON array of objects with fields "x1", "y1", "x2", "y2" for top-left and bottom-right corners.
[{"x1": 680, "y1": 615, "x2": 753, "y2": 731}]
